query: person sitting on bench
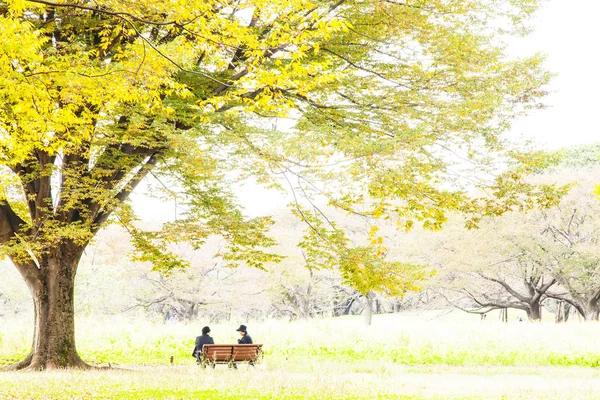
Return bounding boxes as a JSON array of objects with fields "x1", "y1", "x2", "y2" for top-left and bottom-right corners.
[
  {"x1": 193, "y1": 326, "x2": 214, "y2": 361},
  {"x1": 236, "y1": 324, "x2": 253, "y2": 344}
]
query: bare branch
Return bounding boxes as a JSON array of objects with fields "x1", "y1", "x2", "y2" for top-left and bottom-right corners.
[
  {"x1": 26, "y1": 0, "x2": 181, "y2": 26},
  {"x1": 477, "y1": 272, "x2": 529, "y2": 303}
]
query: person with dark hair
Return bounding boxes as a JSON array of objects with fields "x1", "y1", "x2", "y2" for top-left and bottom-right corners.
[
  {"x1": 236, "y1": 324, "x2": 253, "y2": 344},
  {"x1": 192, "y1": 326, "x2": 214, "y2": 362}
]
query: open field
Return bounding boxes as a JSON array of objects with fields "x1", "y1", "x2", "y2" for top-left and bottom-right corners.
[
  {"x1": 2, "y1": 312, "x2": 600, "y2": 399},
  {"x1": 3, "y1": 364, "x2": 600, "y2": 399}
]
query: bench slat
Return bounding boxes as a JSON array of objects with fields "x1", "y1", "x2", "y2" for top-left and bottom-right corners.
[{"x1": 202, "y1": 344, "x2": 263, "y2": 365}]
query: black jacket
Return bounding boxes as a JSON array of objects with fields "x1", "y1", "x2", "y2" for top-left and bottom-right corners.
[
  {"x1": 238, "y1": 333, "x2": 253, "y2": 344},
  {"x1": 192, "y1": 334, "x2": 214, "y2": 357}
]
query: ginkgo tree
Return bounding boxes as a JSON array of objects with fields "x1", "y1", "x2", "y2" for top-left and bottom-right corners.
[{"x1": 0, "y1": 0, "x2": 563, "y2": 369}]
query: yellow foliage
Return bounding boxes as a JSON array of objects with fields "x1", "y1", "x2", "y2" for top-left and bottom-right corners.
[{"x1": 0, "y1": 0, "x2": 561, "y2": 296}]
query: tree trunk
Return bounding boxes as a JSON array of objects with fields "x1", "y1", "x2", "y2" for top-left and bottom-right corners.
[
  {"x1": 499, "y1": 308, "x2": 508, "y2": 323},
  {"x1": 7, "y1": 244, "x2": 88, "y2": 370},
  {"x1": 584, "y1": 302, "x2": 600, "y2": 322},
  {"x1": 304, "y1": 269, "x2": 313, "y2": 318},
  {"x1": 342, "y1": 297, "x2": 356, "y2": 316},
  {"x1": 364, "y1": 292, "x2": 374, "y2": 326},
  {"x1": 555, "y1": 300, "x2": 572, "y2": 323},
  {"x1": 527, "y1": 300, "x2": 542, "y2": 321},
  {"x1": 563, "y1": 303, "x2": 572, "y2": 322}
]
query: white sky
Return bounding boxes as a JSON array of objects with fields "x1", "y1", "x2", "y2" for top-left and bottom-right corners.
[
  {"x1": 509, "y1": 0, "x2": 600, "y2": 149},
  {"x1": 134, "y1": 0, "x2": 600, "y2": 219}
]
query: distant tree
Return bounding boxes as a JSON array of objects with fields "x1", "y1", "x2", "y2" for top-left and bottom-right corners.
[
  {"x1": 268, "y1": 266, "x2": 338, "y2": 320},
  {"x1": 431, "y1": 215, "x2": 556, "y2": 321},
  {"x1": 1, "y1": 0, "x2": 561, "y2": 368},
  {"x1": 521, "y1": 164, "x2": 600, "y2": 321},
  {"x1": 450, "y1": 261, "x2": 556, "y2": 321},
  {"x1": 539, "y1": 206, "x2": 600, "y2": 321},
  {"x1": 340, "y1": 247, "x2": 429, "y2": 326},
  {"x1": 544, "y1": 299, "x2": 573, "y2": 323},
  {"x1": 127, "y1": 263, "x2": 249, "y2": 322},
  {"x1": 431, "y1": 164, "x2": 600, "y2": 322},
  {"x1": 559, "y1": 143, "x2": 600, "y2": 168}
]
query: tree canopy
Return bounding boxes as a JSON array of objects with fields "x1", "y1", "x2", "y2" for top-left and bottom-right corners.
[{"x1": 0, "y1": 0, "x2": 563, "y2": 368}]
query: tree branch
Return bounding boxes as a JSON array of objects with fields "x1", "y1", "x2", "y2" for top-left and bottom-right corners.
[
  {"x1": 476, "y1": 272, "x2": 530, "y2": 303},
  {"x1": 0, "y1": 201, "x2": 40, "y2": 284},
  {"x1": 25, "y1": 0, "x2": 181, "y2": 26},
  {"x1": 0, "y1": 201, "x2": 26, "y2": 244},
  {"x1": 91, "y1": 153, "x2": 160, "y2": 233}
]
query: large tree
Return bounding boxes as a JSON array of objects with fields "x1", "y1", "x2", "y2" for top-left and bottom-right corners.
[
  {"x1": 427, "y1": 157, "x2": 600, "y2": 322},
  {"x1": 539, "y1": 195, "x2": 600, "y2": 321},
  {"x1": 426, "y1": 213, "x2": 557, "y2": 321},
  {"x1": 1, "y1": 0, "x2": 561, "y2": 369}
]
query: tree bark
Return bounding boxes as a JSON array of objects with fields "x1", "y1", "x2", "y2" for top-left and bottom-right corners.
[
  {"x1": 526, "y1": 296, "x2": 543, "y2": 322},
  {"x1": 526, "y1": 301, "x2": 541, "y2": 321},
  {"x1": 6, "y1": 244, "x2": 89, "y2": 370},
  {"x1": 584, "y1": 301, "x2": 600, "y2": 322}
]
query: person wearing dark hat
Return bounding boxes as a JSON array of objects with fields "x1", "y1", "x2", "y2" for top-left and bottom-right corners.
[
  {"x1": 236, "y1": 324, "x2": 253, "y2": 344},
  {"x1": 192, "y1": 326, "x2": 214, "y2": 361}
]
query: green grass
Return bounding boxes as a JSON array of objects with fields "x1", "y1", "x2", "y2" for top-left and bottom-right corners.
[
  {"x1": 4, "y1": 312, "x2": 599, "y2": 367},
  {"x1": 3, "y1": 312, "x2": 600, "y2": 398},
  {"x1": 0, "y1": 365, "x2": 422, "y2": 399},
  {"x1": 2, "y1": 364, "x2": 600, "y2": 399}
]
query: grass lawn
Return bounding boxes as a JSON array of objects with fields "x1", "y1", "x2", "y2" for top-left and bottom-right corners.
[
  {"x1": 2, "y1": 364, "x2": 600, "y2": 399},
  {"x1": 2, "y1": 311, "x2": 600, "y2": 399}
]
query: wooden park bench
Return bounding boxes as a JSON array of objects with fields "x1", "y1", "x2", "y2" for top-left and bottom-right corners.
[{"x1": 198, "y1": 344, "x2": 263, "y2": 369}]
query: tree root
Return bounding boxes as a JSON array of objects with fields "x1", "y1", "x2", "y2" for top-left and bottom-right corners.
[
  {"x1": 1, "y1": 353, "x2": 102, "y2": 371},
  {"x1": 26, "y1": 359, "x2": 93, "y2": 371},
  {"x1": 2, "y1": 353, "x2": 33, "y2": 371}
]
